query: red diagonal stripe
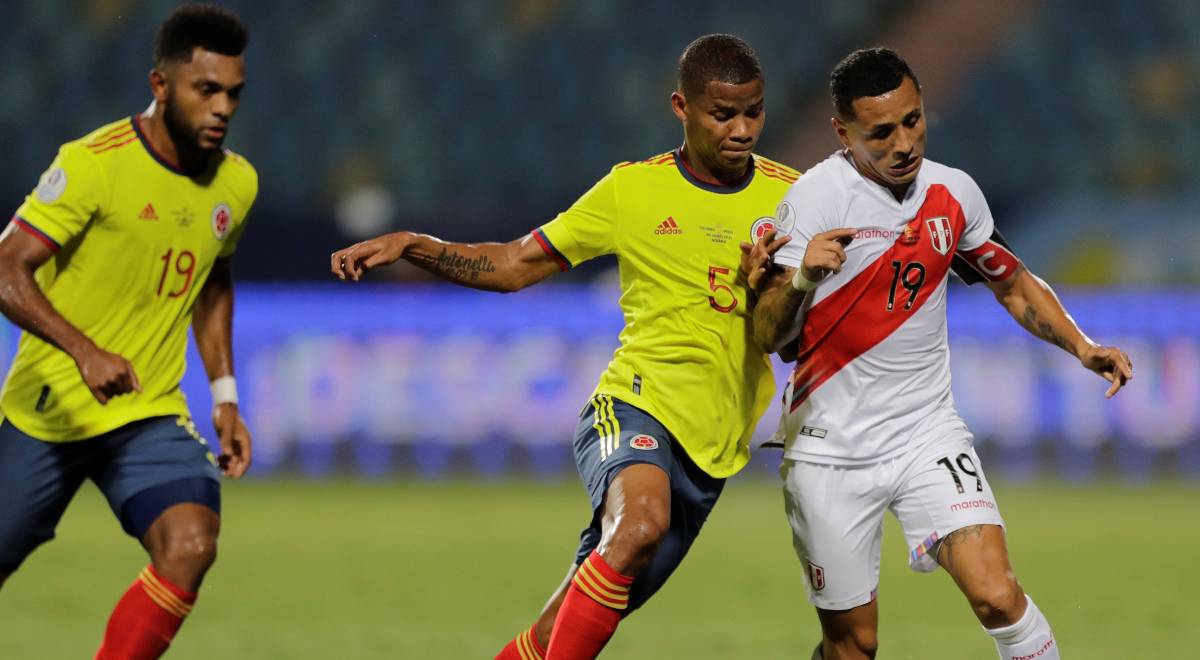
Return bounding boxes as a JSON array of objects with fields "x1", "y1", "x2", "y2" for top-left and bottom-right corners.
[{"x1": 790, "y1": 184, "x2": 966, "y2": 408}]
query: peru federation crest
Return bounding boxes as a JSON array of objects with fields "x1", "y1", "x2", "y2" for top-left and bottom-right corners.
[
  {"x1": 926, "y1": 216, "x2": 953, "y2": 255},
  {"x1": 807, "y1": 561, "x2": 825, "y2": 591}
]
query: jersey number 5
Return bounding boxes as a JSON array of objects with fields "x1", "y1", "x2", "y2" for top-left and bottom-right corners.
[
  {"x1": 157, "y1": 248, "x2": 197, "y2": 298},
  {"x1": 707, "y1": 266, "x2": 738, "y2": 313}
]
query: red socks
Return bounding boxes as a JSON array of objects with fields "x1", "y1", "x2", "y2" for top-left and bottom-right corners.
[
  {"x1": 94, "y1": 565, "x2": 197, "y2": 660},
  {"x1": 545, "y1": 551, "x2": 634, "y2": 659},
  {"x1": 496, "y1": 624, "x2": 547, "y2": 660}
]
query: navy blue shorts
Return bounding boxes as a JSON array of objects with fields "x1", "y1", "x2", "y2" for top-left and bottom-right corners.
[
  {"x1": 572, "y1": 395, "x2": 725, "y2": 613},
  {"x1": 0, "y1": 415, "x2": 221, "y2": 572}
]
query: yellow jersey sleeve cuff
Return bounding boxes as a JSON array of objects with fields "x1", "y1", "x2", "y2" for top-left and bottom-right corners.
[
  {"x1": 532, "y1": 227, "x2": 572, "y2": 271},
  {"x1": 11, "y1": 215, "x2": 64, "y2": 251}
]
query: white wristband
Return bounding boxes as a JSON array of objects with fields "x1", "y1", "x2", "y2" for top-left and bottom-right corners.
[
  {"x1": 791, "y1": 267, "x2": 820, "y2": 292},
  {"x1": 210, "y1": 375, "x2": 238, "y2": 406}
]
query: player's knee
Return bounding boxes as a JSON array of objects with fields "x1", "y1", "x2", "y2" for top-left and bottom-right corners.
[
  {"x1": 155, "y1": 525, "x2": 218, "y2": 572},
  {"x1": 614, "y1": 514, "x2": 667, "y2": 558},
  {"x1": 967, "y1": 578, "x2": 1025, "y2": 627}
]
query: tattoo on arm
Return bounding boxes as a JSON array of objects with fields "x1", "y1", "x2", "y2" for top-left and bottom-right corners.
[
  {"x1": 753, "y1": 282, "x2": 806, "y2": 353},
  {"x1": 937, "y1": 524, "x2": 985, "y2": 570},
  {"x1": 410, "y1": 247, "x2": 498, "y2": 282},
  {"x1": 1022, "y1": 304, "x2": 1069, "y2": 351}
]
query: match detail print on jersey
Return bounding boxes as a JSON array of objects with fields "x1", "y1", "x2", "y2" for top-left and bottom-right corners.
[{"x1": 790, "y1": 184, "x2": 967, "y2": 409}]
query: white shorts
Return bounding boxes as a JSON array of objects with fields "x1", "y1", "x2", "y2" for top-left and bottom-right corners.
[{"x1": 781, "y1": 432, "x2": 1005, "y2": 610}]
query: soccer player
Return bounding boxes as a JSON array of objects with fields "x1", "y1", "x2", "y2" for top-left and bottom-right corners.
[
  {"x1": 753, "y1": 48, "x2": 1133, "y2": 660},
  {"x1": 331, "y1": 34, "x2": 798, "y2": 660},
  {"x1": 0, "y1": 5, "x2": 256, "y2": 658}
]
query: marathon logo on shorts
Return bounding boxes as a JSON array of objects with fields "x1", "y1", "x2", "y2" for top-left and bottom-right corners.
[
  {"x1": 799, "y1": 425, "x2": 827, "y2": 439},
  {"x1": 926, "y1": 215, "x2": 953, "y2": 255},
  {"x1": 950, "y1": 498, "x2": 996, "y2": 512},
  {"x1": 630, "y1": 434, "x2": 658, "y2": 450},
  {"x1": 807, "y1": 561, "x2": 825, "y2": 591}
]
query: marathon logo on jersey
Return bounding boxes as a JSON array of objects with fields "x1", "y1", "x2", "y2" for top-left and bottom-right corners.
[
  {"x1": 630, "y1": 434, "x2": 659, "y2": 450},
  {"x1": 926, "y1": 215, "x2": 954, "y2": 255},
  {"x1": 211, "y1": 202, "x2": 233, "y2": 240},
  {"x1": 654, "y1": 217, "x2": 683, "y2": 235},
  {"x1": 854, "y1": 226, "x2": 894, "y2": 241},
  {"x1": 799, "y1": 425, "x2": 828, "y2": 439},
  {"x1": 750, "y1": 216, "x2": 775, "y2": 242},
  {"x1": 807, "y1": 561, "x2": 825, "y2": 591},
  {"x1": 34, "y1": 167, "x2": 67, "y2": 204}
]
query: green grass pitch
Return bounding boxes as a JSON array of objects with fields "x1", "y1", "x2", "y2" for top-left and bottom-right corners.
[{"x1": 1, "y1": 477, "x2": 1195, "y2": 658}]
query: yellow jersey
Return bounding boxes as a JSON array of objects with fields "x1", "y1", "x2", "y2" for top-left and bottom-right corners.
[
  {"x1": 2, "y1": 116, "x2": 257, "y2": 441},
  {"x1": 534, "y1": 149, "x2": 800, "y2": 478}
]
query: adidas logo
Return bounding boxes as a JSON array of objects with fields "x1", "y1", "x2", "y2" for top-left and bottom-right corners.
[
  {"x1": 138, "y1": 203, "x2": 158, "y2": 221},
  {"x1": 654, "y1": 216, "x2": 683, "y2": 235}
]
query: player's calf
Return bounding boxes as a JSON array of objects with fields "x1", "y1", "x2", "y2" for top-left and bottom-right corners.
[
  {"x1": 495, "y1": 564, "x2": 575, "y2": 659},
  {"x1": 816, "y1": 602, "x2": 879, "y2": 660},
  {"x1": 937, "y1": 524, "x2": 1026, "y2": 628},
  {"x1": 543, "y1": 464, "x2": 669, "y2": 659},
  {"x1": 963, "y1": 575, "x2": 1026, "y2": 629}
]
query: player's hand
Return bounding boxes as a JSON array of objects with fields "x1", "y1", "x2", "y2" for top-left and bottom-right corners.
[
  {"x1": 213, "y1": 402, "x2": 253, "y2": 478},
  {"x1": 74, "y1": 344, "x2": 141, "y2": 405},
  {"x1": 1079, "y1": 344, "x2": 1133, "y2": 398},
  {"x1": 330, "y1": 232, "x2": 411, "y2": 281},
  {"x1": 801, "y1": 228, "x2": 857, "y2": 282},
  {"x1": 739, "y1": 229, "x2": 792, "y2": 292}
]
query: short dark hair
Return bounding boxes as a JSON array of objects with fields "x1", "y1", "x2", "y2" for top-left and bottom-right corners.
[
  {"x1": 154, "y1": 4, "x2": 248, "y2": 66},
  {"x1": 678, "y1": 34, "x2": 762, "y2": 97},
  {"x1": 830, "y1": 48, "x2": 920, "y2": 119}
]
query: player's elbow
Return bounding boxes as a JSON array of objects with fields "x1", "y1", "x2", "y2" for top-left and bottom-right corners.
[
  {"x1": 0, "y1": 257, "x2": 32, "y2": 296},
  {"x1": 495, "y1": 272, "x2": 529, "y2": 293},
  {"x1": 753, "y1": 323, "x2": 787, "y2": 355}
]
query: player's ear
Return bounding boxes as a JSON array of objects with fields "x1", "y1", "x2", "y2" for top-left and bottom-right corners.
[
  {"x1": 670, "y1": 91, "x2": 687, "y2": 122},
  {"x1": 831, "y1": 116, "x2": 851, "y2": 149},
  {"x1": 149, "y1": 67, "x2": 169, "y2": 104}
]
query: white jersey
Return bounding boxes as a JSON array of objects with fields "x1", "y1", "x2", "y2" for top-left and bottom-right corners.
[{"x1": 771, "y1": 151, "x2": 1020, "y2": 465}]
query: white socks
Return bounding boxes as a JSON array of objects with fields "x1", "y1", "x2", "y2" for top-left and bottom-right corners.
[{"x1": 985, "y1": 594, "x2": 1059, "y2": 659}]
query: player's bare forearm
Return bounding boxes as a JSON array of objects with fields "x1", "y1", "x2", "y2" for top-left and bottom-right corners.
[
  {"x1": 988, "y1": 266, "x2": 1091, "y2": 357},
  {"x1": 752, "y1": 267, "x2": 808, "y2": 354},
  {"x1": 331, "y1": 230, "x2": 561, "y2": 292},
  {"x1": 404, "y1": 233, "x2": 551, "y2": 292},
  {"x1": 0, "y1": 227, "x2": 95, "y2": 360},
  {"x1": 990, "y1": 265, "x2": 1132, "y2": 397},
  {"x1": 192, "y1": 258, "x2": 235, "y2": 381}
]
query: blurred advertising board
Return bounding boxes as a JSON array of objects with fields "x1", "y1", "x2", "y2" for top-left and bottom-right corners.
[{"x1": 2, "y1": 285, "x2": 1195, "y2": 480}]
